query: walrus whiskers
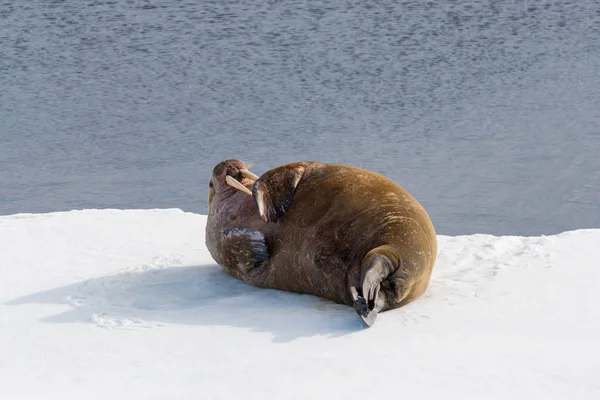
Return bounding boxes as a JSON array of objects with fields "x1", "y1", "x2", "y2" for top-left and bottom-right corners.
[{"x1": 225, "y1": 175, "x2": 253, "y2": 195}]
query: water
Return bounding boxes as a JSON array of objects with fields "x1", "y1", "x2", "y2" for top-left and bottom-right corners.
[{"x1": 1, "y1": 0, "x2": 599, "y2": 235}]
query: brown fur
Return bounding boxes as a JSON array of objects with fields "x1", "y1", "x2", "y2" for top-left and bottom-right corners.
[{"x1": 206, "y1": 160, "x2": 437, "y2": 313}]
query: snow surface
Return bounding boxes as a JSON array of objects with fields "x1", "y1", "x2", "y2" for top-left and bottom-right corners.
[{"x1": 1, "y1": 209, "x2": 599, "y2": 399}]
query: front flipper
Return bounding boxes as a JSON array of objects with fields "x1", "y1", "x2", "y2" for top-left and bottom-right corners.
[
  {"x1": 252, "y1": 163, "x2": 306, "y2": 223},
  {"x1": 220, "y1": 228, "x2": 269, "y2": 274}
]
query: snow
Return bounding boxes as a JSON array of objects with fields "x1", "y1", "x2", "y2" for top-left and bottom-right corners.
[{"x1": 1, "y1": 209, "x2": 599, "y2": 399}]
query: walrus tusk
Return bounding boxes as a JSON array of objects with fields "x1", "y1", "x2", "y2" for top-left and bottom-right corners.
[
  {"x1": 240, "y1": 169, "x2": 259, "y2": 181},
  {"x1": 225, "y1": 175, "x2": 253, "y2": 196}
]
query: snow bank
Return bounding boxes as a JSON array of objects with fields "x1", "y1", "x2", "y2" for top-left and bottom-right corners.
[{"x1": 1, "y1": 209, "x2": 598, "y2": 399}]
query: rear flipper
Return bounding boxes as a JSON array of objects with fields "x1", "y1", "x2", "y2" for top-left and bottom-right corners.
[
  {"x1": 220, "y1": 228, "x2": 269, "y2": 274},
  {"x1": 350, "y1": 285, "x2": 386, "y2": 327},
  {"x1": 351, "y1": 245, "x2": 412, "y2": 327}
]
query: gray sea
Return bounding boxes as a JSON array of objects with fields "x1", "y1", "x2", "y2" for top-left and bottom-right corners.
[{"x1": 1, "y1": 0, "x2": 599, "y2": 235}]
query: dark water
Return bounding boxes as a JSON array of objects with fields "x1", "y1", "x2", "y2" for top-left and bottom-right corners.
[{"x1": 1, "y1": 0, "x2": 599, "y2": 235}]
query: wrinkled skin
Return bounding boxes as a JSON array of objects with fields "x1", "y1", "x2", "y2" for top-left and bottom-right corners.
[{"x1": 205, "y1": 159, "x2": 437, "y2": 325}]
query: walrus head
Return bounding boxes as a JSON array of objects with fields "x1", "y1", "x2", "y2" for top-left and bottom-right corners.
[
  {"x1": 207, "y1": 159, "x2": 264, "y2": 227},
  {"x1": 208, "y1": 159, "x2": 258, "y2": 203}
]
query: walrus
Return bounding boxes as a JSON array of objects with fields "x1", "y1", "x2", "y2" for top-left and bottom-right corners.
[{"x1": 205, "y1": 159, "x2": 437, "y2": 326}]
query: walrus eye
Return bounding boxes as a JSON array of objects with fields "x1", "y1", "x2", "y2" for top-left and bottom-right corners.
[{"x1": 209, "y1": 180, "x2": 214, "y2": 188}]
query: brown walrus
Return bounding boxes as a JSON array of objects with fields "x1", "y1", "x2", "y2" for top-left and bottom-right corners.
[{"x1": 205, "y1": 159, "x2": 437, "y2": 326}]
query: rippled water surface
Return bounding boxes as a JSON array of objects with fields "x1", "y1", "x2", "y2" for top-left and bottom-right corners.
[{"x1": 1, "y1": 0, "x2": 599, "y2": 235}]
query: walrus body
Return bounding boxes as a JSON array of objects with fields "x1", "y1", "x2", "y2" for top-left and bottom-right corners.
[{"x1": 205, "y1": 160, "x2": 437, "y2": 326}]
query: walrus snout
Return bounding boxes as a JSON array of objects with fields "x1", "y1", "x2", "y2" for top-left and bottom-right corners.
[{"x1": 226, "y1": 165, "x2": 243, "y2": 181}]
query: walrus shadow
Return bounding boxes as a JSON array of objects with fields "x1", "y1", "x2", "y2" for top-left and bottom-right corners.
[{"x1": 5, "y1": 264, "x2": 364, "y2": 342}]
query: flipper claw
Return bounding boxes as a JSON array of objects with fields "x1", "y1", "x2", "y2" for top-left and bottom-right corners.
[
  {"x1": 350, "y1": 286, "x2": 382, "y2": 327},
  {"x1": 353, "y1": 295, "x2": 379, "y2": 327}
]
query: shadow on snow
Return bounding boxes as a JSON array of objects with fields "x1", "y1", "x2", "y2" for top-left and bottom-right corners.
[{"x1": 5, "y1": 264, "x2": 366, "y2": 342}]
